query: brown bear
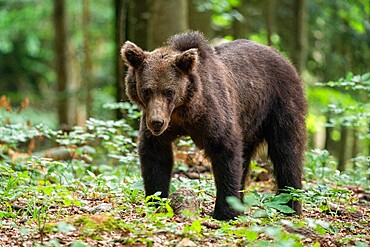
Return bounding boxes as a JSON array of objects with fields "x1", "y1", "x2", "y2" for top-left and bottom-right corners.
[{"x1": 121, "y1": 31, "x2": 307, "y2": 220}]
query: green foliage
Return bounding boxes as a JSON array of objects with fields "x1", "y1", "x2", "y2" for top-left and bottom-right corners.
[
  {"x1": 1, "y1": 0, "x2": 370, "y2": 244},
  {"x1": 183, "y1": 219, "x2": 203, "y2": 236},
  {"x1": 307, "y1": 87, "x2": 358, "y2": 115},
  {"x1": 316, "y1": 73, "x2": 370, "y2": 132},
  {"x1": 0, "y1": 107, "x2": 58, "y2": 129},
  {"x1": 0, "y1": 122, "x2": 52, "y2": 145},
  {"x1": 213, "y1": 222, "x2": 306, "y2": 247},
  {"x1": 319, "y1": 72, "x2": 370, "y2": 91},
  {"x1": 195, "y1": 0, "x2": 243, "y2": 29},
  {"x1": 145, "y1": 193, "x2": 174, "y2": 219},
  {"x1": 305, "y1": 149, "x2": 337, "y2": 180},
  {"x1": 0, "y1": 0, "x2": 115, "y2": 117},
  {"x1": 1, "y1": 110, "x2": 370, "y2": 245},
  {"x1": 227, "y1": 191, "x2": 296, "y2": 220},
  {"x1": 299, "y1": 181, "x2": 354, "y2": 212},
  {"x1": 305, "y1": 148, "x2": 370, "y2": 188},
  {"x1": 307, "y1": 73, "x2": 370, "y2": 171},
  {"x1": 308, "y1": 1, "x2": 370, "y2": 80}
]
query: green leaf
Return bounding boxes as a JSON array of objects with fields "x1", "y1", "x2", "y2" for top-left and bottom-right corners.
[
  {"x1": 264, "y1": 226, "x2": 282, "y2": 238},
  {"x1": 165, "y1": 202, "x2": 174, "y2": 218},
  {"x1": 270, "y1": 193, "x2": 292, "y2": 204},
  {"x1": 252, "y1": 209, "x2": 268, "y2": 218},
  {"x1": 355, "y1": 241, "x2": 368, "y2": 247},
  {"x1": 243, "y1": 193, "x2": 259, "y2": 207},
  {"x1": 86, "y1": 170, "x2": 96, "y2": 178},
  {"x1": 56, "y1": 222, "x2": 76, "y2": 233},
  {"x1": 190, "y1": 220, "x2": 202, "y2": 234},
  {"x1": 227, "y1": 196, "x2": 247, "y2": 212},
  {"x1": 47, "y1": 239, "x2": 61, "y2": 247},
  {"x1": 257, "y1": 240, "x2": 270, "y2": 247},
  {"x1": 19, "y1": 227, "x2": 30, "y2": 235},
  {"x1": 245, "y1": 230, "x2": 259, "y2": 241},
  {"x1": 314, "y1": 226, "x2": 327, "y2": 235},
  {"x1": 43, "y1": 186, "x2": 53, "y2": 195},
  {"x1": 70, "y1": 241, "x2": 88, "y2": 247},
  {"x1": 312, "y1": 242, "x2": 320, "y2": 247},
  {"x1": 265, "y1": 203, "x2": 295, "y2": 214}
]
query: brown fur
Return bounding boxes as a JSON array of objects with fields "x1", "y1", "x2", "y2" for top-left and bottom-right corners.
[{"x1": 121, "y1": 31, "x2": 307, "y2": 220}]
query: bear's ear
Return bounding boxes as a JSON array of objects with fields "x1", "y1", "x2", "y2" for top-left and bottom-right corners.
[
  {"x1": 121, "y1": 41, "x2": 145, "y2": 69},
  {"x1": 174, "y1": 48, "x2": 198, "y2": 74}
]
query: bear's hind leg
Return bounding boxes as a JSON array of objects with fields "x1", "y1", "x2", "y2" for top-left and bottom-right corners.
[
  {"x1": 265, "y1": 116, "x2": 306, "y2": 215},
  {"x1": 240, "y1": 141, "x2": 261, "y2": 193}
]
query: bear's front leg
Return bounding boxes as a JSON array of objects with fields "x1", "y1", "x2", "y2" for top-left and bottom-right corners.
[
  {"x1": 205, "y1": 138, "x2": 243, "y2": 220},
  {"x1": 139, "y1": 130, "x2": 174, "y2": 199}
]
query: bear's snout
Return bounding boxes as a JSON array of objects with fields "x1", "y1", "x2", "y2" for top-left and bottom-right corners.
[
  {"x1": 151, "y1": 119, "x2": 164, "y2": 130},
  {"x1": 145, "y1": 98, "x2": 171, "y2": 136},
  {"x1": 147, "y1": 117, "x2": 167, "y2": 136}
]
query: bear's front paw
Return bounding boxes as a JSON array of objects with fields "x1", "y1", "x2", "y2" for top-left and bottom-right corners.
[
  {"x1": 289, "y1": 200, "x2": 302, "y2": 215},
  {"x1": 212, "y1": 208, "x2": 239, "y2": 221}
]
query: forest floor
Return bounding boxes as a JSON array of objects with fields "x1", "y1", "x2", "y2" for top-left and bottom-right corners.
[
  {"x1": 0, "y1": 109, "x2": 369, "y2": 247},
  {"x1": 0, "y1": 146, "x2": 369, "y2": 247}
]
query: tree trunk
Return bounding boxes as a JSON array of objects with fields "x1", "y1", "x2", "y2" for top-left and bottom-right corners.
[
  {"x1": 294, "y1": 0, "x2": 308, "y2": 73},
  {"x1": 68, "y1": 45, "x2": 81, "y2": 126},
  {"x1": 53, "y1": 0, "x2": 70, "y2": 128},
  {"x1": 265, "y1": 0, "x2": 276, "y2": 46},
  {"x1": 232, "y1": 1, "x2": 267, "y2": 40},
  {"x1": 232, "y1": 0, "x2": 253, "y2": 39},
  {"x1": 324, "y1": 113, "x2": 335, "y2": 157},
  {"x1": 82, "y1": 0, "x2": 92, "y2": 120},
  {"x1": 337, "y1": 125, "x2": 348, "y2": 172},
  {"x1": 127, "y1": 0, "x2": 149, "y2": 50},
  {"x1": 114, "y1": 0, "x2": 128, "y2": 119},
  {"x1": 351, "y1": 128, "x2": 358, "y2": 160},
  {"x1": 188, "y1": 0, "x2": 212, "y2": 38},
  {"x1": 148, "y1": 0, "x2": 188, "y2": 50},
  {"x1": 275, "y1": 1, "x2": 296, "y2": 65}
]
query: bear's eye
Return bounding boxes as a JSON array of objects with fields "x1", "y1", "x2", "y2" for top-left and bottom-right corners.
[
  {"x1": 164, "y1": 89, "x2": 175, "y2": 99},
  {"x1": 142, "y1": 88, "x2": 152, "y2": 99}
]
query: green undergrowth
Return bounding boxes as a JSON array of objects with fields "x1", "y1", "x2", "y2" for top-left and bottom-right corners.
[{"x1": 1, "y1": 100, "x2": 369, "y2": 246}]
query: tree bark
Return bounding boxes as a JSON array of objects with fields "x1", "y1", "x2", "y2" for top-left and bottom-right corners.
[
  {"x1": 337, "y1": 125, "x2": 348, "y2": 172},
  {"x1": 114, "y1": 0, "x2": 128, "y2": 119},
  {"x1": 351, "y1": 128, "x2": 358, "y2": 162},
  {"x1": 265, "y1": 0, "x2": 276, "y2": 46},
  {"x1": 324, "y1": 113, "x2": 337, "y2": 160},
  {"x1": 232, "y1": 0, "x2": 253, "y2": 39},
  {"x1": 294, "y1": 0, "x2": 308, "y2": 73},
  {"x1": 188, "y1": 0, "x2": 212, "y2": 38},
  {"x1": 82, "y1": 0, "x2": 92, "y2": 120},
  {"x1": 53, "y1": 0, "x2": 70, "y2": 128},
  {"x1": 148, "y1": 0, "x2": 188, "y2": 50},
  {"x1": 127, "y1": 0, "x2": 149, "y2": 50},
  {"x1": 232, "y1": 1, "x2": 266, "y2": 40}
]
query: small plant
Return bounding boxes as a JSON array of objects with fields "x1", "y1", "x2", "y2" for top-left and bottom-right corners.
[
  {"x1": 26, "y1": 197, "x2": 52, "y2": 243},
  {"x1": 145, "y1": 193, "x2": 174, "y2": 219},
  {"x1": 305, "y1": 149, "x2": 337, "y2": 181},
  {"x1": 299, "y1": 182, "x2": 356, "y2": 216},
  {"x1": 227, "y1": 191, "x2": 296, "y2": 220}
]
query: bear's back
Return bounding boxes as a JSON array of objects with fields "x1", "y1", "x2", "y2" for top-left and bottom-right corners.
[
  {"x1": 216, "y1": 39, "x2": 303, "y2": 95},
  {"x1": 214, "y1": 39, "x2": 305, "y2": 128},
  {"x1": 214, "y1": 39, "x2": 298, "y2": 88}
]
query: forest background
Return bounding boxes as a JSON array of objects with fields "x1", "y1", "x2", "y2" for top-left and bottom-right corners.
[
  {"x1": 1, "y1": 0, "x2": 370, "y2": 169},
  {"x1": 0, "y1": 0, "x2": 369, "y2": 245}
]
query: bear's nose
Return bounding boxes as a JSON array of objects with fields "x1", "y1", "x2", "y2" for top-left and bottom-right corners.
[{"x1": 151, "y1": 119, "x2": 164, "y2": 129}]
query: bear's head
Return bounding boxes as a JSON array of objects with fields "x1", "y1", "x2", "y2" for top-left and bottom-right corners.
[{"x1": 121, "y1": 41, "x2": 199, "y2": 136}]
